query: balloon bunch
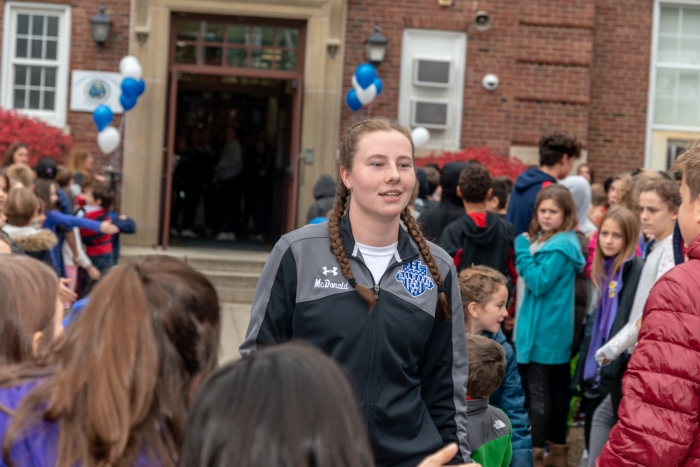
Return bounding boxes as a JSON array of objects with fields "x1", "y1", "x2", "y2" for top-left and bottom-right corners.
[
  {"x1": 346, "y1": 63, "x2": 383, "y2": 111},
  {"x1": 91, "y1": 55, "x2": 147, "y2": 155}
]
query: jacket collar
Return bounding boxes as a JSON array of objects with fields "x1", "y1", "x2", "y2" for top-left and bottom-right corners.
[
  {"x1": 466, "y1": 397, "x2": 489, "y2": 415},
  {"x1": 340, "y1": 214, "x2": 420, "y2": 263},
  {"x1": 687, "y1": 234, "x2": 700, "y2": 260}
]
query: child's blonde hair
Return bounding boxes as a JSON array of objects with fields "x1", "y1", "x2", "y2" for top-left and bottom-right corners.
[
  {"x1": 591, "y1": 207, "x2": 640, "y2": 287},
  {"x1": 6, "y1": 163, "x2": 34, "y2": 188},
  {"x1": 458, "y1": 266, "x2": 508, "y2": 311},
  {"x1": 4, "y1": 187, "x2": 39, "y2": 226}
]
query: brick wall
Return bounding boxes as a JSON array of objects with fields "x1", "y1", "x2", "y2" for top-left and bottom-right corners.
[
  {"x1": 0, "y1": 0, "x2": 130, "y2": 172},
  {"x1": 341, "y1": 0, "x2": 653, "y2": 180}
]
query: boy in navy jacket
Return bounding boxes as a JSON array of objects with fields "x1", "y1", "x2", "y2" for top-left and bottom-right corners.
[{"x1": 506, "y1": 133, "x2": 581, "y2": 234}]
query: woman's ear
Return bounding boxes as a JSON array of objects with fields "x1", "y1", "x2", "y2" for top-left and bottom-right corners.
[
  {"x1": 339, "y1": 166, "x2": 352, "y2": 190},
  {"x1": 32, "y1": 331, "x2": 43, "y2": 358},
  {"x1": 467, "y1": 301, "x2": 480, "y2": 319}
]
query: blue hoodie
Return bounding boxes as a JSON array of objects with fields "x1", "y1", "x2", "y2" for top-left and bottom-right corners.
[
  {"x1": 506, "y1": 168, "x2": 557, "y2": 235},
  {"x1": 484, "y1": 329, "x2": 533, "y2": 467},
  {"x1": 515, "y1": 231, "x2": 585, "y2": 365}
]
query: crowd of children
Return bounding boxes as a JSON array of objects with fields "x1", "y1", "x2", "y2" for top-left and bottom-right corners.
[
  {"x1": 0, "y1": 145, "x2": 135, "y2": 301},
  {"x1": 1, "y1": 118, "x2": 700, "y2": 467}
]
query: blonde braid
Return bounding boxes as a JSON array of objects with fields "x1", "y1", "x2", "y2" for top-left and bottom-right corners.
[
  {"x1": 327, "y1": 184, "x2": 377, "y2": 312},
  {"x1": 400, "y1": 208, "x2": 451, "y2": 321}
]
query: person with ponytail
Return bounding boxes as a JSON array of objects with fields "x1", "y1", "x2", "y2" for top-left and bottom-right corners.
[
  {"x1": 0, "y1": 256, "x2": 221, "y2": 467},
  {"x1": 241, "y1": 118, "x2": 472, "y2": 467}
]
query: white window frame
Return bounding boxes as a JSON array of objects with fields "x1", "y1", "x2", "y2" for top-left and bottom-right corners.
[
  {"x1": 1, "y1": 2, "x2": 71, "y2": 128},
  {"x1": 411, "y1": 99, "x2": 450, "y2": 129},
  {"x1": 398, "y1": 29, "x2": 466, "y2": 150},
  {"x1": 645, "y1": 0, "x2": 700, "y2": 166},
  {"x1": 413, "y1": 57, "x2": 452, "y2": 88}
]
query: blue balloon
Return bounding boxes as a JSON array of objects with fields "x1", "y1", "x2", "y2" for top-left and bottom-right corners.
[
  {"x1": 355, "y1": 63, "x2": 377, "y2": 89},
  {"x1": 120, "y1": 94, "x2": 137, "y2": 111},
  {"x1": 346, "y1": 89, "x2": 362, "y2": 111},
  {"x1": 374, "y1": 77, "x2": 383, "y2": 95},
  {"x1": 121, "y1": 77, "x2": 140, "y2": 99},
  {"x1": 92, "y1": 105, "x2": 113, "y2": 131},
  {"x1": 135, "y1": 79, "x2": 146, "y2": 97}
]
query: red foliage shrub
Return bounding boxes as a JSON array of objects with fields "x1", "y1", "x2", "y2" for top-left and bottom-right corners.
[
  {"x1": 415, "y1": 147, "x2": 529, "y2": 181},
  {"x1": 0, "y1": 108, "x2": 73, "y2": 167}
]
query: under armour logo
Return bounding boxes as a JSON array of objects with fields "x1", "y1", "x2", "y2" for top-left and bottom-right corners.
[{"x1": 323, "y1": 267, "x2": 338, "y2": 276}]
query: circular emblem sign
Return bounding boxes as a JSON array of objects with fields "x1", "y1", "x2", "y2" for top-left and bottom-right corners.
[{"x1": 84, "y1": 79, "x2": 109, "y2": 104}]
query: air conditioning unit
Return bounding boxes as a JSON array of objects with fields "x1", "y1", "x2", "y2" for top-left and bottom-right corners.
[
  {"x1": 411, "y1": 100, "x2": 449, "y2": 129},
  {"x1": 413, "y1": 58, "x2": 451, "y2": 88}
]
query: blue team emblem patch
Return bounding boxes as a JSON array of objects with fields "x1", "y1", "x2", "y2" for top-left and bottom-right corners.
[{"x1": 395, "y1": 261, "x2": 435, "y2": 297}]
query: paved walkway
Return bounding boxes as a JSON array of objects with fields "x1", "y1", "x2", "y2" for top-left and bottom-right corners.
[{"x1": 220, "y1": 303, "x2": 252, "y2": 364}]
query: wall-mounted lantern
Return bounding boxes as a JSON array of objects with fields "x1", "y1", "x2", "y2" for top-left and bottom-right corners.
[
  {"x1": 90, "y1": 4, "x2": 112, "y2": 48},
  {"x1": 365, "y1": 24, "x2": 388, "y2": 66}
]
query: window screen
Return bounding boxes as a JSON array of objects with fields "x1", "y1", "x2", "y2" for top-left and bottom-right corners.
[
  {"x1": 415, "y1": 59, "x2": 450, "y2": 86},
  {"x1": 413, "y1": 101, "x2": 449, "y2": 127}
]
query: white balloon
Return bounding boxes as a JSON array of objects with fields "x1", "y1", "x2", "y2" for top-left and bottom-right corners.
[
  {"x1": 411, "y1": 127, "x2": 430, "y2": 149},
  {"x1": 352, "y1": 75, "x2": 360, "y2": 90},
  {"x1": 121, "y1": 60, "x2": 143, "y2": 80},
  {"x1": 355, "y1": 83, "x2": 377, "y2": 105},
  {"x1": 97, "y1": 126, "x2": 121, "y2": 155},
  {"x1": 119, "y1": 55, "x2": 140, "y2": 74}
]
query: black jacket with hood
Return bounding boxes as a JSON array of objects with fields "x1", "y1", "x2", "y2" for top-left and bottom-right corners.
[
  {"x1": 240, "y1": 215, "x2": 471, "y2": 466},
  {"x1": 439, "y1": 211, "x2": 516, "y2": 276},
  {"x1": 306, "y1": 174, "x2": 336, "y2": 223},
  {"x1": 418, "y1": 162, "x2": 471, "y2": 243}
]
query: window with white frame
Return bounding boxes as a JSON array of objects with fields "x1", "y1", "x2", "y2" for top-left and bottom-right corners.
[
  {"x1": 1, "y1": 2, "x2": 71, "y2": 127},
  {"x1": 398, "y1": 29, "x2": 466, "y2": 150},
  {"x1": 653, "y1": 4, "x2": 700, "y2": 127}
]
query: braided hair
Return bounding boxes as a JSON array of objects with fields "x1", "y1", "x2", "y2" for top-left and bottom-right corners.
[{"x1": 328, "y1": 118, "x2": 450, "y2": 320}]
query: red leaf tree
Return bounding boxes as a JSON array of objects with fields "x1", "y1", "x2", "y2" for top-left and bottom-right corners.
[
  {"x1": 0, "y1": 108, "x2": 73, "y2": 167},
  {"x1": 415, "y1": 147, "x2": 529, "y2": 181}
]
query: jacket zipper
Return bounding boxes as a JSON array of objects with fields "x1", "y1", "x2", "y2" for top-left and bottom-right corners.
[{"x1": 351, "y1": 254, "x2": 417, "y2": 432}]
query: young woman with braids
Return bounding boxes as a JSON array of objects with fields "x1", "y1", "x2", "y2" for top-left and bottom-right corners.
[{"x1": 241, "y1": 118, "x2": 473, "y2": 467}]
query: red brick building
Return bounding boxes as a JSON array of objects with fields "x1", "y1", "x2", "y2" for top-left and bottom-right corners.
[
  {"x1": 341, "y1": 0, "x2": 693, "y2": 180},
  {"x1": 1, "y1": 0, "x2": 698, "y2": 246},
  {"x1": 0, "y1": 0, "x2": 129, "y2": 170}
]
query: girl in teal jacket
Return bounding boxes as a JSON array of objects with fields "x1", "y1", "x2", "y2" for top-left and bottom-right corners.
[{"x1": 514, "y1": 185, "x2": 585, "y2": 467}]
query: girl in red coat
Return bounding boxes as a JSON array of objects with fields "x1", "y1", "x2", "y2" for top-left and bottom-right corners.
[{"x1": 597, "y1": 145, "x2": 700, "y2": 466}]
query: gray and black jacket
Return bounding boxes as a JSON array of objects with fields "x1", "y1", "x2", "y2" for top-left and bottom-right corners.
[{"x1": 240, "y1": 215, "x2": 471, "y2": 466}]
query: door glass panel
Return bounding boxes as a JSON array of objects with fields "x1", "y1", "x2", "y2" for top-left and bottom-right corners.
[
  {"x1": 176, "y1": 21, "x2": 199, "y2": 41},
  {"x1": 227, "y1": 25, "x2": 248, "y2": 45},
  {"x1": 175, "y1": 44, "x2": 197, "y2": 64},
  {"x1": 226, "y1": 48, "x2": 247, "y2": 67},
  {"x1": 202, "y1": 46, "x2": 222, "y2": 65},
  {"x1": 251, "y1": 26, "x2": 273, "y2": 46},
  {"x1": 251, "y1": 49, "x2": 273, "y2": 69},
  {"x1": 276, "y1": 51, "x2": 297, "y2": 71},
  {"x1": 202, "y1": 22, "x2": 223, "y2": 43},
  {"x1": 276, "y1": 28, "x2": 299, "y2": 48}
]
